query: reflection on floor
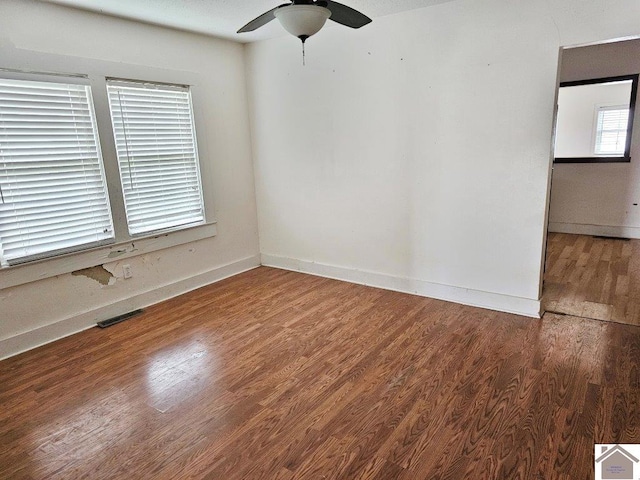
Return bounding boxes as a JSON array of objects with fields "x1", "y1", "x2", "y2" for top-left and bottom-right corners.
[{"x1": 544, "y1": 232, "x2": 640, "y2": 326}]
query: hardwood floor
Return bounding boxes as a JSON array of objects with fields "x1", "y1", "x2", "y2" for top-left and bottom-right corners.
[
  {"x1": 544, "y1": 232, "x2": 640, "y2": 326},
  {"x1": 1, "y1": 266, "x2": 639, "y2": 479}
]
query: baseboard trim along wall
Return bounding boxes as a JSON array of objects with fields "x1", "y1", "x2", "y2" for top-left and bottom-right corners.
[
  {"x1": 261, "y1": 254, "x2": 541, "y2": 319},
  {"x1": 548, "y1": 222, "x2": 640, "y2": 239},
  {"x1": 0, "y1": 255, "x2": 261, "y2": 360}
]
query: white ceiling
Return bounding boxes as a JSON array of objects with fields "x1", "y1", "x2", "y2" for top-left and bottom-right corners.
[{"x1": 40, "y1": 0, "x2": 457, "y2": 42}]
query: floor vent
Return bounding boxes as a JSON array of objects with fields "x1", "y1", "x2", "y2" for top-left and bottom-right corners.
[
  {"x1": 592, "y1": 235, "x2": 630, "y2": 241},
  {"x1": 97, "y1": 309, "x2": 143, "y2": 328}
]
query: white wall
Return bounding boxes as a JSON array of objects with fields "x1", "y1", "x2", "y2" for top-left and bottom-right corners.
[
  {"x1": 0, "y1": 0, "x2": 260, "y2": 358},
  {"x1": 555, "y1": 82, "x2": 632, "y2": 158},
  {"x1": 247, "y1": 0, "x2": 640, "y2": 317},
  {"x1": 549, "y1": 39, "x2": 640, "y2": 238}
]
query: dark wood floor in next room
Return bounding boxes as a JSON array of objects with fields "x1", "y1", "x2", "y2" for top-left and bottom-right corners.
[
  {"x1": 544, "y1": 232, "x2": 640, "y2": 326},
  {"x1": 1, "y1": 266, "x2": 639, "y2": 479}
]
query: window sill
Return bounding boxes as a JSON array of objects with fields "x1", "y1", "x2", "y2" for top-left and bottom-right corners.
[
  {"x1": 554, "y1": 156, "x2": 631, "y2": 164},
  {"x1": 0, "y1": 222, "x2": 217, "y2": 290}
]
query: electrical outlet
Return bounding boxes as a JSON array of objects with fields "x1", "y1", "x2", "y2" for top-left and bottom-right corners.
[{"x1": 123, "y1": 264, "x2": 132, "y2": 279}]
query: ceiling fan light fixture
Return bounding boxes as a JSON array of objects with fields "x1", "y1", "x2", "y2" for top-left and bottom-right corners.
[{"x1": 274, "y1": 5, "x2": 332, "y2": 40}]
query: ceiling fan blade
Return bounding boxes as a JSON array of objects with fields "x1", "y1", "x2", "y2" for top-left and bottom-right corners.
[
  {"x1": 237, "y1": 4, "x2": 290, "y2": 33},
  {"x1": 323, "y1": 1, "x2": 372, "y2": 28}
]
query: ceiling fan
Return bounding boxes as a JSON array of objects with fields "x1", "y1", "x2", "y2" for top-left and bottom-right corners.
[{"x1": 237, "y1": 0, "x2": 372, "y2": 44}]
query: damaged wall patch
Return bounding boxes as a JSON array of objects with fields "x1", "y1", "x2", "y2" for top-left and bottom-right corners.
[{"x1": 72, "y1": 266, "x2": 115, "y2": 286}]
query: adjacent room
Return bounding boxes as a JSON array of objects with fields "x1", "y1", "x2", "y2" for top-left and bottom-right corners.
[
  {"x1": 1, "y1": 0, "x2": 639, "y2": 478},
  {"x1": 545, "y1": 38, "x2": 640, "y2": 326}
]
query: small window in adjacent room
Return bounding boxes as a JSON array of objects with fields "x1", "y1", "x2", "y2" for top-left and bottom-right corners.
[
  {"x1": 594, "y1": 105, "x2": 629, "y2": 156},
  {"x1": 554, "y1": 74, "x2": 638, "y2": 163},
  {"x1": 0, "y1": 78, "x2": 114, "y2": 267},
  {"x1": 106, "y1": 80, "x2": 205, "y2": 236}
]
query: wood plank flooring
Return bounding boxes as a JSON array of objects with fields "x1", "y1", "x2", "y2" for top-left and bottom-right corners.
[
  {"x1": 1, "y1": 266, "x2": 639, "y2": 479},
  {"x1": 544, "y1": 232, "x2": 640, "y2": 325}
]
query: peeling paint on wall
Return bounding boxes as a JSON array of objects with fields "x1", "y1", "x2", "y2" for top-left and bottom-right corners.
[
  {"x1": 107, "y1": 243, "x2": 138, "y2": 258},
  {"x1": 71, "y1": 266, "x2": 115, "y2": 286}
]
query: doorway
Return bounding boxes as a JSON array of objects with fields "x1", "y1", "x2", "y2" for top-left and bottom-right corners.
[{"x1": 543, "y1": 38, "x2": 640, "y2": 326}]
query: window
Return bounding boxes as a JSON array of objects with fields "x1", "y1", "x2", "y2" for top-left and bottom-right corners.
[
  {"x1": 107, "y1": 80, "x2": 204, "y2": 236},
  {"x1": 554, "y1": 74, "x2": 638, "y2": 163},
  {"x1": 0, "y1": 78, "x2": 113, "y2": 267},
  {"x1": 594, "y1": 106, "x2": 629, "y2": 156},
  {"x1": 0, "y1": 74, "x2": 210, "y2": 271}
]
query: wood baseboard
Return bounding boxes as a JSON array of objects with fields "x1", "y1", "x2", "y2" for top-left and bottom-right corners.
[
  {"x1": 261, "y1": 254, "x2": 541, "y2": 318},
  {"x1": 548, "y1": 222, "x2": 640, "y2": 239}
]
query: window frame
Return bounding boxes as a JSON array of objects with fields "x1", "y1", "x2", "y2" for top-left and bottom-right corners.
[
  {"x1": 0, "y1": 75, "x2": 116, "y2": 266},
  {"x1": 554, "y1": 74, "x2": 639, "y2": 164},
  {"x1": 0, "y1": 65, "x2": 216, "y2": 289},
  {"x1": 106, "y1": 78, "x2": 206, "y2": 237}
]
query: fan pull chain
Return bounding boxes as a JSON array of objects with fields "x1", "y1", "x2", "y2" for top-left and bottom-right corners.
[{"x1": 299, "y1": 36, "x2": 309, "y2": 67}]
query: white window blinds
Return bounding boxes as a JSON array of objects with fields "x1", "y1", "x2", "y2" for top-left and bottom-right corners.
[
  {"x1": 0, "y1": 78, "x2": 114, "y2": 266},
  {"x1": 595, "y1": 106, "x2": 629, "y2": 156},
  {"x1": 107, "y1": 80, "x2": 204, "y2": 236}
]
